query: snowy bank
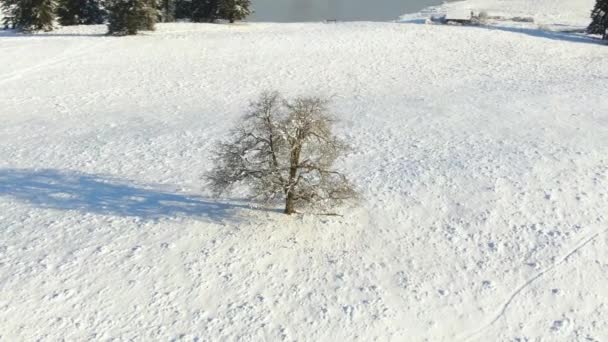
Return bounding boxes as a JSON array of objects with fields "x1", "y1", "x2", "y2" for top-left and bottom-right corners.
[{"x1": 402, "y1": 0, "x2": 596, "y2": 26}]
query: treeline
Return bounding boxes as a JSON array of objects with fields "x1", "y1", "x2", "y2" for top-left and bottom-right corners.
[
  {"x1": 1, "y1": 0, "x2": 252, "y2": 35},
  {"x1": 588, "y1": 0, "x2": 608, "y2": 40}
]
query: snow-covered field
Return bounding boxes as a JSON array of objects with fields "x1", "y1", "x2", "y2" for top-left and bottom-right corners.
[{"x1": 1, "y1": 0, "x2": 607, "y2": 340}]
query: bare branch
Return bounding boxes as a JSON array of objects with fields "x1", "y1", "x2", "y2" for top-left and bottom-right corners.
[{"x1": 206, "y1": 91, "x2": 358, "y2": 214}]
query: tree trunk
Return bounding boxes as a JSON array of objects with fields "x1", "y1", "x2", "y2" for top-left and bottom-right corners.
[
  {"x1": 284, "y1": 145, "x2": 301, "y2": 215},
  {"x1": 284, "y1": 192, "x2": 296, "y2": 215}
]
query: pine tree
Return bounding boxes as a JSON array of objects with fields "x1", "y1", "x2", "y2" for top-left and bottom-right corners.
[
  {"x1": 174, "y1": 0, "x2": 189, "y2": 20},
  {"x1": 158, "y1": 0, "x2": 175, "y2": 22},
  {"x1": 175, "y1": 0, "x2": 186, "y2": 19},
  {"x1": 190, "y1": 0, "x2": 217, "y2": 22},
  {"x1": 217, "y1": 0, "x2": 250, "y2": 23},
  {"x1": 107, "y1": 0, "x2": 157, "y2": 35},
  {"x1": 1, "y1": 0, "x2": 56, "y2": 31},
  {"x1": 588, "y1": 0, "x2": 608, "y2": 39},
  {"x1": 56, "y1": 0, "x2": 107, "y2": 25}
]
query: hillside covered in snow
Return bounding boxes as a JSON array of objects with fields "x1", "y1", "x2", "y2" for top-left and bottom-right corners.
[{"x1": 1, "y1": 0, "x2": 607, "y2": 340}]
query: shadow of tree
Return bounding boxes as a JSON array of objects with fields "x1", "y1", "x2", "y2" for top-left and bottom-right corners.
[
  {"x1": 482, "y1": 25, "x2": 604, "y2": 45},
  {"x1": 398, "y1": 20, "x2": 605, "y2": 46},
  {"x1": 0, "y1": 169, "x2": 263, "y2": 221}
]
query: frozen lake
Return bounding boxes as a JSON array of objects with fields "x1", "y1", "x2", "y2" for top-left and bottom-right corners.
[{"x1": 249, "y1": 0, "x2": 444, "y2": 22}]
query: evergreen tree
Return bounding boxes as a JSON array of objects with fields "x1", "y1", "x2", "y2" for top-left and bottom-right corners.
[
  {"x1": 588, "y1": 0, "x2": 608, "y2": 39},
  {"x1": 174, "y1": 0, "x2": 190, "y2": 20},
  {"x1": 1, "y1": 0, "x2": 56, "y2": 31},
  {"x1": 190, "y1": 0, "x2": 217, "y2": 22},
  {"x1": 158, "y1": 0, "x2": 175, "y2": 22},
  {"x1": 217, "y1": 0, "x2": 250, "y2": 23},
  {"x1": 107, "y1": 0, "x2": 156, "y2": 35},
  {"x1": 56, "y1": 0, "x2": 107, "y2": 25}
]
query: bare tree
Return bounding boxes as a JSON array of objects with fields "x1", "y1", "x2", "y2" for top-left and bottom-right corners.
[{"x1": 207, "y1": 91, "x2": 357, "y2": 215}]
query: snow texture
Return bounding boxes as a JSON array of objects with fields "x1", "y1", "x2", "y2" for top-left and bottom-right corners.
[{"x1": 1, "y1": 0, "x2": 607, "y2": 340}]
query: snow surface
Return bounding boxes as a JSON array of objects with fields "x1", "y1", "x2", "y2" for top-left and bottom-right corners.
[{"x1": 1, "y1": 0, "x2": 608, "y2": 340}]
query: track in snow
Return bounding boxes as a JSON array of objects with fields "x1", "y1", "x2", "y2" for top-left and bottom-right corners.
[{"x1": 459, "y1": 228, "x2": 608, "y2": 341}]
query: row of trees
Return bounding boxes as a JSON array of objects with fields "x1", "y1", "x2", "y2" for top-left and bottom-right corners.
[
  {"x1": 1, "y1": 0, "x2": 252, "y2": 34},
  {"x1": 588, "y1": 0, "x2": 608, "y2": 40},
  {"x1": 3, "y1": 0, "x2": 606, "y2": 38}
]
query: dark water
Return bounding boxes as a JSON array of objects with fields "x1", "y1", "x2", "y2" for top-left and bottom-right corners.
[{"x1": 249, "y1": 0, "x2": 443, "y2": 22}]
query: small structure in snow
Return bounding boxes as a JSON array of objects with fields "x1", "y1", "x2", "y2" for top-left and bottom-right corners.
[
  {"x1": 426, "y1": 10, "x2": 490, "y2": 26},
  {"x1": 427, "y1": 14, "x2": 447, "y2": 24},
  {"x1": 445, "y1": 9, "x2": 474, "y2": 25}
]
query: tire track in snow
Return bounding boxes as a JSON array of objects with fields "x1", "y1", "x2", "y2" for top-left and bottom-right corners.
[{"x1": 458, "y1": 227, "x2": 608, "y2": 341}]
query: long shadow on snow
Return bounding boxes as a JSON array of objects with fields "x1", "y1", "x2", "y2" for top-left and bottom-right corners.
[
  {"x1": 479, "y1": 25, "x2": 604, "y2": 45},
  {"x1": 400, "y1": 20, "x2": 604, "y2": 46},
  {"x1": 0, "y1": 168, "x2": 261, "y2": 221}
]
